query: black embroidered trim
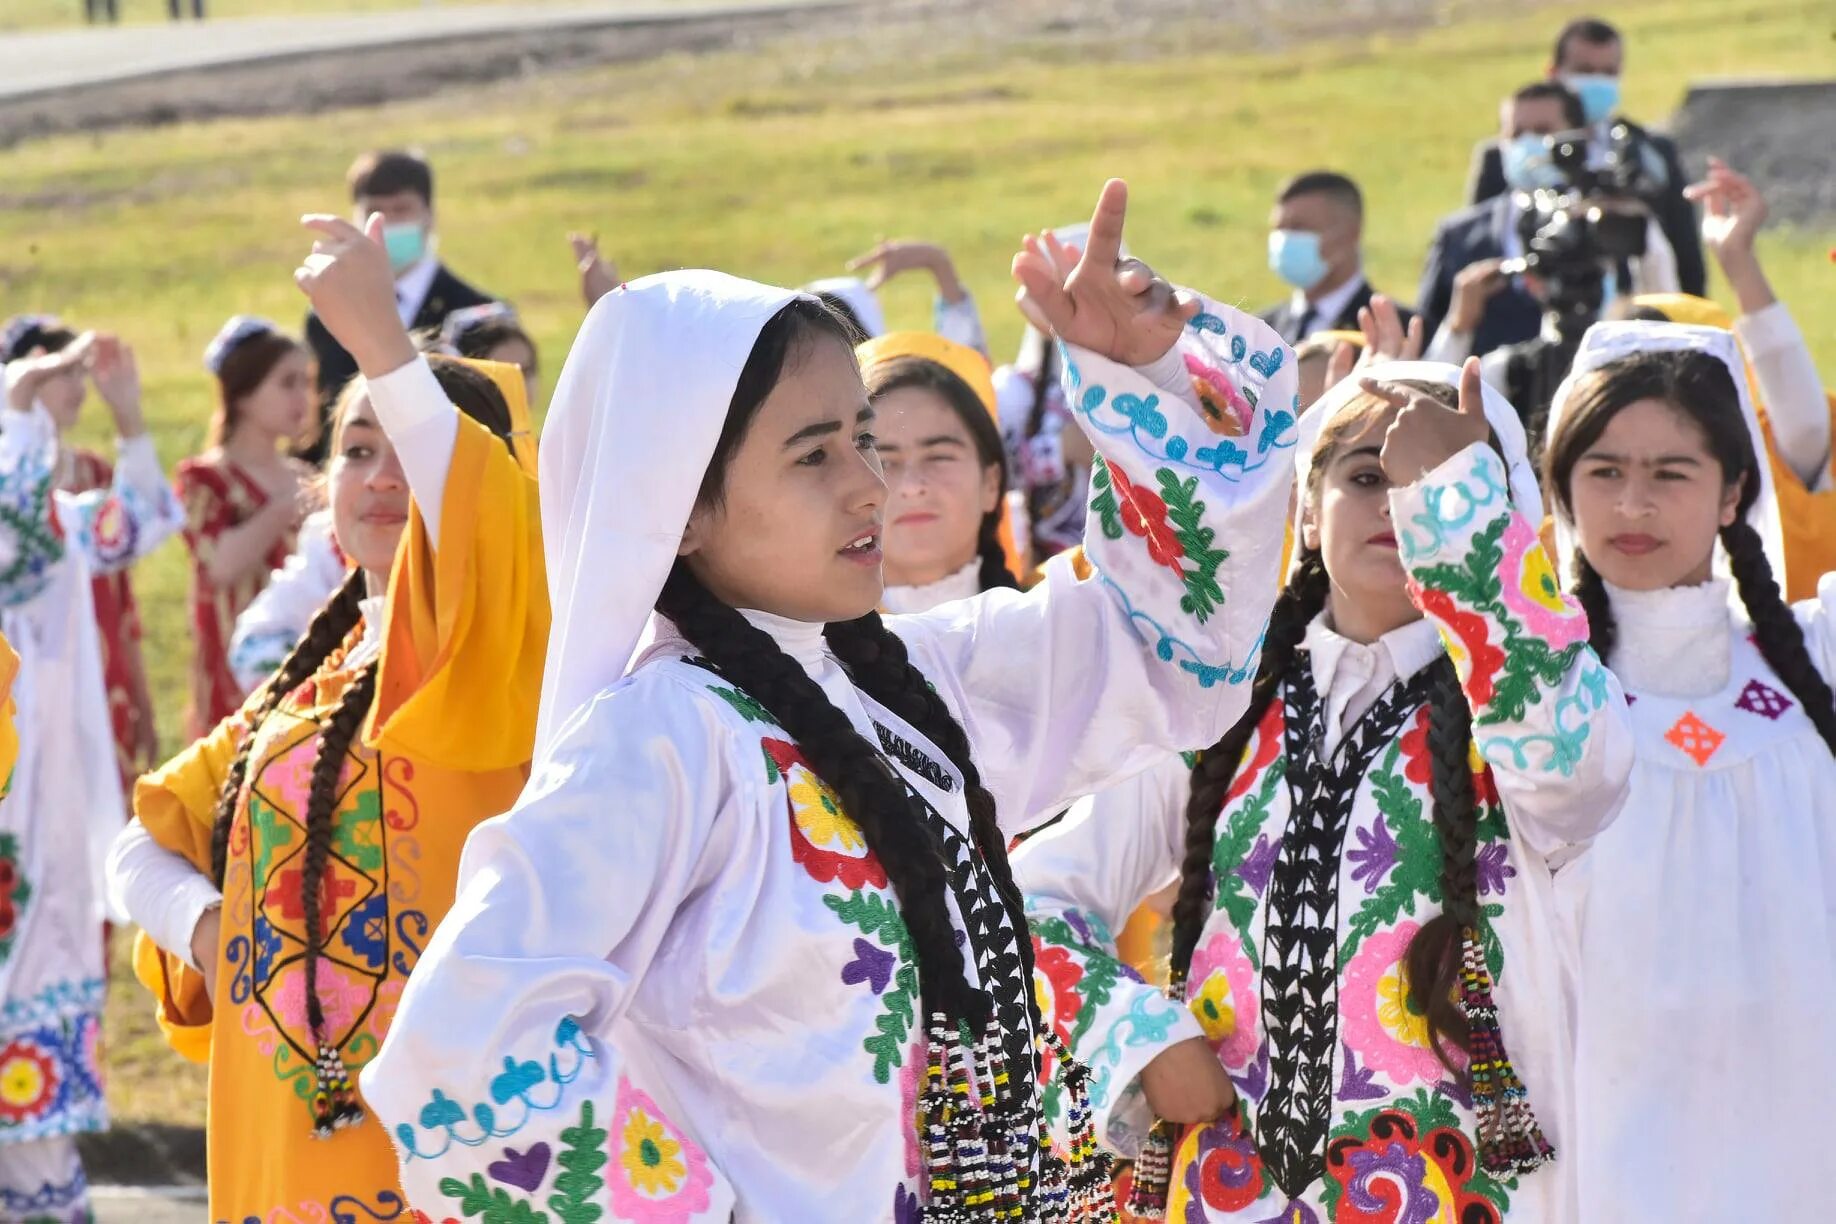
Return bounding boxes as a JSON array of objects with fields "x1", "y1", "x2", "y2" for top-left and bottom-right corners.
[
  {"x1": 873, "y1": 720, "x2": 958, "y2": 793},
  {"x1": 1254, "y1": 657, "x2": 1435, "y2": 1200}
]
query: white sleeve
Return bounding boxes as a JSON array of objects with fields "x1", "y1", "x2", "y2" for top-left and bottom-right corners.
[
  {"x1": 1737, "y1": 302, "x2": 1831, "y2": 490},
  {"x1": 933, "y1": 293, "x2": 989, "y2": 359},
  {"x1": 891, "y1": 297, "x2": 1296, "y2": 833},
  {"x1": 360, "y1": 679, "x2": 738, "y2": 1221},
  {"x1": 361, "y1": 357, "x2": 461, "y2": 548},
  {"x1": 106, "y1": 821, "x2": 222, "y2": 973},
  {"x1": 1423, "y1": 319, "x2": 1475, "y2": 366},
  {"x1": 228, "y1": 511, "x2": 346, "y2": 692}
]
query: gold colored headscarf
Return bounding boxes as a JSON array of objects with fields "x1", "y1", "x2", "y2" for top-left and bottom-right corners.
[{"x1": 456, "y1": 356, "x2": 539, "y2": 476}]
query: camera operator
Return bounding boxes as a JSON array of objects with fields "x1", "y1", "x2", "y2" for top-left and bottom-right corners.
[{"x1": 1464, "y1": 16, "x2": 1705, "y2": 297}]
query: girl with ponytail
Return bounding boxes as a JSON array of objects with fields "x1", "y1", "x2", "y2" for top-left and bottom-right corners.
[
  {"x1": 363, "y1": 181, "x2": 1293, "y2": 1222},
  {"x1": 860, "y1": 331, "x2": 1024, "y2": 611},
  {"x1": 110, "y1": 213, "x2": 546, "y2": 1223},
  {"x1": 1015, "y1": 358, "x2": 1633, "y2": 1221},
  {"x1": 1542, "y1": 323, "x2": 1836, "y2": 1221}
]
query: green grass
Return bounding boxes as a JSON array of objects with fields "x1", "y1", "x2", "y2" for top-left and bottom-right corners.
[
  {"x1": 15, "y1": 0, "x2": 1823, "y2": 1126},
  {"x1": 2, "y1": 0, "x2": 581, "y2": 31}
]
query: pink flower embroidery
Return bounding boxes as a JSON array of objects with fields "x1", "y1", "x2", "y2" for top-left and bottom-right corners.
[
  {"x1": 1498, "y1": 516, "x2": 1586, "y2": 648},
  {"x1": 1185, "y1": 932, "x2": 1261, "y2": 1070},
  {"x1": 267, "y1": 958, "x2": 372, "y2": 1041},
  {"x1": 610, "y1": 1078, "x2": 715, "y2": 1221},
  {"x1": 1340, "y1": 921, "x2": 1459, "y2": 1086}
]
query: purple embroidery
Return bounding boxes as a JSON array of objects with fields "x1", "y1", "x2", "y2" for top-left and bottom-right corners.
[
  {"x1": 893, "y1": 1183, "x2": 922, "y2": 1224},
  {"x1": 486, "y1": 1143, "x2": 552, "y2": 1193},
  {"x1": 1436, "y1": 1075, "x2": 1473, "y2": 1110},
  {"x1": 1735, "y1": 678, "x2": 1793, "y2": 720},
  {"x1": 1063, "y1": 909, "x2": 1095, "y2": 944},
  {"x1": 1347, "y1": 817, "x2": 1399, "y2": 895},
  {"x1": 1181, "y1": 1118, "x2": 1262, "y2": 1222},
  {"x1": 1236, "y1": 833, "x2": 1282, "y2": 897},
  {"x1": 1337, "y1": 1038, "x2": 1385, "y2": 1101},
  {"x1": 840, "y1": 937, "x2": 895, "y2": 994},
  {"x1": 1474, "y1": 842, "x2": 1517, "y2": 897},
  {"x1": 1344, "y1": 1144, "x2": 1436, "y2": 1223},
  {"x1": 1235, "y1": 1036, "x2": 1271, "y2": 1103}
]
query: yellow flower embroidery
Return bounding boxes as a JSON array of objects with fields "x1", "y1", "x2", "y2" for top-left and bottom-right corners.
[
  {"x1": 621, "y1": 1106, "x2": 687, "y2": 1196},
  {"x1": 0, "y1": 1055, "x2": 44, "y2": 1108},
  {"x1": 1514, "y1": 546, "x2": 1569, "y2": 616},
  {"x1": 1376, "y1": 963, "x2": 1433, "y2": 1049},
  {"x1": 1188, "y1": 970, "x2": 1238, "y2": 1043},
  {"x1": 788, "y1": 774, "x2": 864, "y2": 852}
]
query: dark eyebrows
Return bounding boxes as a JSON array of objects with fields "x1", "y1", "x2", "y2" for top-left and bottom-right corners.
[
  {"x1": 783, "y1": 404, "x2": 875, "y2": 450},
  {"x1": 342, "y1": 416, "x2": 381, "y2": 433},
  {"x1": 1331, "y1": 444, "x2": 1383, "y2": 468},
  {"x1": 1581, "y1": 449, "x2": 1704, "y2": 467}
]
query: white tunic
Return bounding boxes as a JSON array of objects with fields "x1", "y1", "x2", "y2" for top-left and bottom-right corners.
[
  {"x1": 362, "y1": 300, "x2": 1300, "y2": 1222},
  {"x1": 1562, "y1": 574, "x2": 1836, "y2": 1221}
]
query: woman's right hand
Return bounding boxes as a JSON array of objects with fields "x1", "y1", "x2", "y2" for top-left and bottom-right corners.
[
  {"x1": 295, "y1": 213, "x2": 417, "y2": 379},
  {"x1": 190, "y1": 905, "x2": 223, "y2": 1004},
  {"x1": 1139, "y1": 1035, "x2": 1238, "y2": 1124}
]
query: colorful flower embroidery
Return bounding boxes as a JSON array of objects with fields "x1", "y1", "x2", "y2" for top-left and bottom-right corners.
[
  {"x1": 1033, "y1": 942, "x2": 1086, "y2": 1049},
  {"x1": 0, "y1": 1038, "x2": 58, "y2": 1124},
  {"x1": 1094, "y1": 458, "x2": 1185, "y2": 576},
  {"x1": 1347, "y1": 815, "x2": 1400, "y2": 895},
  {"x1": 1185, "y1": 932, "x2": 1260, "y2": 1068},
  {"x1": 1323, "y1": 1090, "x2": 1511, "y2": 1223},
  {"x1": 1497, "y1": 516, "x2": 1586, "y2": 648},
  {"x1": 1341, "y1": 923, "x2": 1452, "y2": 1087},
  {"x1": 1413, "y1": 586, "x2": 1506, "y2": 707},
  {"x1": 609, "y1": 1080, "x2": 714, "y2": 1221},
  {"x1": 1184, "y1": 352, "x2": 1255, "y2": 437},
  {"x1": 1089, "y1": 457, "x2": 1232, "y2": 623},
  {"x1": 1399, "y1": 707, "x2": 1433, "y2": 787},
  {"x1": 0, "y1": 833, "x2": 33, "y2": 963},
  {"x1": 1166, "y1": 1114, "x2": 1267, "y2": 1218},
  {"x1": 764, "y1": 738, "x2": 889, "y2": 891}
]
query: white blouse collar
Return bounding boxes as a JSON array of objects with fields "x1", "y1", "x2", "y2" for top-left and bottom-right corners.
[
  {"x1": 738, "y1": 607, "x2": 831, "y2": 670},
  {"x1": 1603, "y1": 576, "x2": 1733, "y2": 698},
  {"x1": 1304, "y1": 612, "x2": 1444, "y2": 692},
  {"x1": 881, "y1": 557, "x2": 983, "y2": 616}
]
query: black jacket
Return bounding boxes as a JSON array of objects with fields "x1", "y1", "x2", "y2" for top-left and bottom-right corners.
[
  {"x1": 1464, "y1": 120, "x2": 1705, "y2": 297},
  {"x1": 1417, "y1": 194, "x2": 1545, "y2": 359},
  {"x1": 301, "y1": 262, "x2": 494, "y2": 463},
  {"x1": 1257, "y1": 279, "x2": 1414, "y2": 347}
]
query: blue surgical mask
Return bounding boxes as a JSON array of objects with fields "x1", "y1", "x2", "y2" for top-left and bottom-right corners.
[
  {"x1": 382, "y1": 222, "x2": 429, "y2": 273},
  {"x1": 1268, "y1": 229, "x2": 1328, "y2": 292},
  {"x1": 1502, "y1": 134, "x2": 1565, "y2": 193},
  {"x1": 1563, "y1": 73, "x2": 1621, "y2": 125}
]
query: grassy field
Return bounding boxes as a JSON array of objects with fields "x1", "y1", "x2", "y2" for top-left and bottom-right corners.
[
  {"x1": 1, "y1": 0, "x2": 1823, "y2": 1127},
  {"x1": 3, "y1": 0, "x2": 586, "y2": 31}
]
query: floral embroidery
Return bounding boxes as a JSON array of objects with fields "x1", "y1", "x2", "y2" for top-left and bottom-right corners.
[
  {"x1": 1399, "y1": 707, "x2": 1433, "y2": 787},
  {"x1": 1091, "y1": 458, "x2": 1233, "y2": 624},
  {"x1": 823, "y1": 891, "x2": 918, "y2": 1085},
  {"x1": 1166, "y1": 1114, "x2": 1267, "y2": 1217},
  {"x1": 1185, "y1": 931, "x2": 1260, "y2": 1069},
  {"x1": 1322, "y1": 1089, "x2": 1512, "y2": 1223},
  {"x1": 1091, "y1": 457, "x2": 1184, "y2": 576},
  {"x1": 1342, "y1": 923, "x2": 1452, "y2": 1087},
  {"x1": 609, "y1": 1080, "x2": 714, "y2": 1221},
  {"x1": 0, "y1": 833, "x2": 33, "y2": 963},
  {"x1": 1184, "y1": 352, "x2": 1255, "y2": 437},
  {"x1": 0, "y1": 1007, "x2": 104, "y2": 1140},
  {"x1": 1210, "y1": 703, "x2": 1287, "y2": 967},
  {"x1": 1665, "y1": 711, "x2": 1726, "y2": 767},
  {"x1": 397, "y1": 1017, "x2": 596, "y2": 1162},
  {"x1": 1346, "y1": 815, "x2": 1400, "y2": 895},
  {"x1": 0, "y1": 1037, "x2": 59, "y2": 1124},
  {"x1": 1028, "y1": 911, "x2": 1138, "y2": 1122},
  {"x1": 1033, "y1": 943, "x2": 1086, "y2": 1049},
  {"x1": 1340, "y1": 743, "x2": 1443, "y2": 968},
  {"x1": 1414, "y1": 586, "x2": 1506, "y2": 708},
  {"x1": 764, "y1": 738, "x2": 889, "y2": 891},
  {"x1": 1497, "y1": 516, "x2": 1586, "y2": 648}
]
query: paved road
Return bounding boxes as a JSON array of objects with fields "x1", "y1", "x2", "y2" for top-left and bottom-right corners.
[
  {"x1": 0, "y1": 0, "x2": 830, "y2": 102},
  {"x1": 93, "y1": 1185, "x2": 204, "y2": 1224}
]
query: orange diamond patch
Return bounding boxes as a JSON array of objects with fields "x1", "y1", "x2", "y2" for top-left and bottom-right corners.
[{"x1": 1664, "y1": 711, "x2": 1725, "y2": 767}]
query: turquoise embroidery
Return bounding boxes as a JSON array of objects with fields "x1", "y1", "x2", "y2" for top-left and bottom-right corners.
[
  {"x1": 1478, "y1": 661, "x2": 1613, "y2": 775},
  {"x1": 1397, "y1": 449, "x2": 1512, "y2": 564},
  {"x1": 1083, "y1": 991, "x2": 1186, "y2": 1110},
  {"x1": 1099, "y1": 574, "x2": 1263, "y2": 689},
  {"x1": 395, "y1": 1017, "x2": 597, "y2": 1162}
]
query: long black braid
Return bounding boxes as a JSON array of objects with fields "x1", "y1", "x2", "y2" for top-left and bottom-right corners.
[{"x1": 1547, "y1": 348, "x2": 1836, "y2": 758}]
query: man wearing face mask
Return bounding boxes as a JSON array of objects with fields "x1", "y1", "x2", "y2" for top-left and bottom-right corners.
[
  {"x1": 300, "y1": 149, "x2": 494, "y2": 463},
  {"x1": 1258, "y1": 171, "x2": 1412, "y2": 346},
  {"x1": 1464, "y1": 16, "x2": 1704, "y2": 297}
]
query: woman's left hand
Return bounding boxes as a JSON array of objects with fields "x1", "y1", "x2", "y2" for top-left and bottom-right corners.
[
  {"x1": 1011, "y1": 179, "x2": 1199, "y2": 367},
  {"x1": 295, "y1": 213, "x2": 417, "y2": 379},
  {"x1": 1367, "y1": 356, "x2": 1490, "y2": 486}
]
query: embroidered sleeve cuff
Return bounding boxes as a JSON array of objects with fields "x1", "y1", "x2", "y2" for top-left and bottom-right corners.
[
  {"x1": 1091, "y1": 997, "x2": 1207, "y2": 1158},
  {"x1": 1389, "y1": 440, "x2": 1512, "y2": 566}
]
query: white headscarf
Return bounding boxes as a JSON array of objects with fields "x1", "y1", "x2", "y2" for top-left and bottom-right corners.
[
  {"x1": 1544, "y1": 320, "x2": 1785, "y2": 583},
  {"x1": 534, "y1": 270, "x2": 803, "y2": 759},
  {"x1": 1292, "y1": 360, "x2": 1543, "y2": 566},
  {"x1": 802, "y1": 277, "x2": 886, "y2": 339}
]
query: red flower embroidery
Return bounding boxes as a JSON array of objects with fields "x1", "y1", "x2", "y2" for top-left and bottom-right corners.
[
  {"x1": 1106, "y1": 463, "x2": 1188, "y2": 578},
  {"x1": 1399, "y1": 706, "x2": 1432, "y2": 787},
  {"x1": 763, "y1": 738, "x2": 889, "y2": 891},
  {"x1": 0, "y1": 1039, "x2": 59, "y2": 1124},
  {"x1": 1223, "y1": 702, "x2": 1285, "y2": 807},
  {"x1": 1326, "y1": 1108, "x2": 1501, "y2": 1224},
  {"x1": 1031, "y1": 939, "x2": 1085, "y2": 1047},
  {"x1": 1414, "y1": 586, "x2": 1505, "y2": 707}
]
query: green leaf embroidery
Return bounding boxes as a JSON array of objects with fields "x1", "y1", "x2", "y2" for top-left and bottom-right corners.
[
  {"x1": 1089, "y1": 457, "x2": 1124, "y2": 541},
  {"x1": 1323, "y1": 1087, "x2": 1516, "y2": 1218},
  {"x1": 438, "y1": 1174, "x2": 551, "y2": 1224},
  {"x1": 711, "y1": 685, "x2": 774, "y2": 726},
  {"x1": 1339, "y1": 744, "x2": 1442, "y2": 968},
  {"x1": 1155, "y1": 468, "x2": 1230, "y2": 624},
  {"x1": 549, "y1": 1099, "x2": 608, "y2": 1224},
  {"x1": 824, "y1": 890, "x2": 919, "y2": 1084},
  {"x1": 1029, "y1": 911, "x2": 1126, "y2": 1122},
  {"x1": 1211, "y1": 755, "x2": 1287, "y2": 971}
]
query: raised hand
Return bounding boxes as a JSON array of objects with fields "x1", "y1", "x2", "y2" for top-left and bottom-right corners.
[
  {"x1": 4, "y1": 333, "x2": 93, "y2": 413},
  {"x1": 1139, "y1": 1035, "x2": 1238, "y2": 1125},
  {"x1": 1686, "y1": 156, "x2": 1768, "y2": 259},
  {"x1": 846, "y1": 239, "x2": 966, "y2": 302},
  {"x1": 569, "y1": 232, "x2": 621, "y2": 308},
  {"x1": 1353, "y1": 293, "x2": 1426, "y2": 370},
  {"x1": 295, "y1": 213, "x2": 416, "y2": 379},
  {"x1": 1446, "y1": 258, "x2": 1508, "y2": 336},
  {"x1": 1011, "y1": 179, "x2": 1198, "y2": 367},
  {"x1": 1367, "y1": 356, "x2": 1490, "y2": 486},
  {"x1": 89, "y1": 333, "x2": 146, "y2": 438}
]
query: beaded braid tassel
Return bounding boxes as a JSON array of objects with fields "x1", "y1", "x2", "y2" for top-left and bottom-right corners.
[
  {"x1": 921, "y1": 1013, "x2": 971, "y2": 1223},
  {"x1": 309, "y1": 1040, "x2": 364, "y2": 1138},
  {"x1": 1459, "y1": 926, "x2": 1555, "y2": 1174},
  {"x1": 1040, "y1": 1028, "x2": 1113, "y2": 1218},
  {"x1": 972, "y1": 1026, "x2": 1024, "y2": 1221},
  {"x1": 1120, "y1": 972, "x2": 1183, "y2": 1219}
]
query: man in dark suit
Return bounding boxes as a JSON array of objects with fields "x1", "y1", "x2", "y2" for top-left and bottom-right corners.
[
  {"x1": 1463, "y1": 16, "x2": 1704, "y2": 297},
  {"x1": 1419, "y1": 82, "x2": 1582, "y2": 359},
  {"x1": 1258, "y1": 171, "x2": 1413, "y2": 346},
  {"x1": 301, "y1": 149, "x2": 493, "y2": 462}
]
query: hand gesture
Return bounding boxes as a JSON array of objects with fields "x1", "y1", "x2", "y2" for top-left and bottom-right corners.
[
  {"x1": 1139, "y1": 1036, "x2": 1238, "y2": 1125},
  {"x1": 569, "y1": 232, "x2": 621, "y2": 308},
  {"x1": 847, "y1": 239, "x2": 965, "y2": 301},
  {"x1": 1685, "y1": 156, "x2": 1768, "y2": 260},
  {"x1": 89, "y1": 333, "x2": 146, "y2": 437},
  {"x1": 295, "y1": 213, "x2": 416, "y2": 379},
  {"x1": 1353, "y1": 293, "x2": 1426, "y2": 371},
  {"x1": 1366, "y1": 356, "x2": 1491, "y2": 486},
  {"x1": 1447, "y1": 257, "x2": 1508, "y2": 336},
  {"x1": 1012, "y1": 179, "x2": 1198, "y2": 367},
  {"x1": 3, "y1": 333, "x2": 93, "y2": 413}
]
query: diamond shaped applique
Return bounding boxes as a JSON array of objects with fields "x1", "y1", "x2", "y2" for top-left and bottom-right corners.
[
  {"x1": 1734, "y1": 678, "x2": 1793, "y2": 721},
  {"x1": 1665, "y1": 711, "x2": 1726, "y2": 767}
]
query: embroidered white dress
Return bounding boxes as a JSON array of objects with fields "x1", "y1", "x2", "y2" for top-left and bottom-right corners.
[
  {"x1": 363, "y1": 300, "x2": 1301, "y2": 1222},
  {"x1": 1561, "y1": 574, "x2": 1836, "y2": 1221},
  {"x1": 0, "y1": 402, "x2": 182, "y2": 1206},
  {"x1": 1019, "y1": 443, "x2": 1633, "y2": 1222}
]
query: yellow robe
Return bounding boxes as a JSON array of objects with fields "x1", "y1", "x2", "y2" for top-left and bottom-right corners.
[
  {"x1": 132, "y1": 413, "x2": 546, "y2": 1222},
  {"x1": 0, "y1": 633, "x2": 17, "y2": 798}
]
